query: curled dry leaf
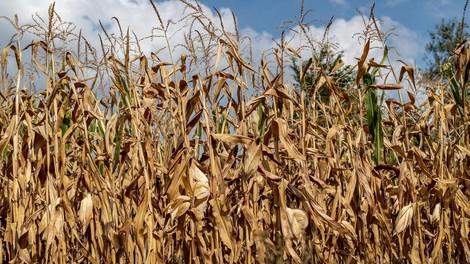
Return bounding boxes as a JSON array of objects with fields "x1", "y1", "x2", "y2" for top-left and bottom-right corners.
[
  {"x1": 286, "y1": 207, "x2": 309, "y2": 240},
  {"x1": 399, "y1": 65, "x2": 416, "y2": 88},
  {"x1": 190, "y1": 162, "x2": 208, "y2": 183},
  {"x1": 341, "y1": 220, "x2": 357, "y2": 240},
  {"x1": 330, "y1": 59, "x2": 345, "y2": 74},
  {"x1": 211, "y1": 134, "x2": 253, "y2": 145},
  {"x1": 367, "y1": 84, "x2": 404, "y2": 90},
  {"x1": 0, "y1": 116, "x2": 15, "y2": 153},
  {"x1": 243, "y1": 139, "x2": 262, "y2": 178},
  {"x1": 283, "y1": 44, "x2": 302, "y2": 58},
  {"x1": 167, "y1": 196, "x2": 191, "y2": 222},
  {"x1": 395, "y1": 203, "x2": 414, "y2": 234},
  {"x1": 356, "y1": 39, "x2": 370, "y2": 88},
  {"x1": 430, "y1": 203, "x2": 441, "y2": 225},
  {"x1": 273, "y1": 118, "x2": 305, "y2": 160},
  {"x1": 78, "y1": 194, "x2": 93, "y2": 234},
  {"x1": 190, "y1": 162, "x2": 210, "y2": 213},
  {"x1": 209, "y1": 198, "x2": 233, "y2": 251}
]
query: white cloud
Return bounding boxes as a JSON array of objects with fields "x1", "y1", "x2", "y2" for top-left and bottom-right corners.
[
  {"x1": 0, "y1": 0, "x2": 422, "y2": 88},
  {"x1": 0, "y1": 0, "x2": 237, "y2": 63},
  {"x1": 258, "y1": 15, "x2": 422, "y2": 70}
]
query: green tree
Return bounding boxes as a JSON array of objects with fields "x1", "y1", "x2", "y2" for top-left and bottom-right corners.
[
  {"x1": 424, "y1": 18, "x2": 469, "y2": 79},
  {"x1": 424, "y1": 16, "x2": 470, "y2": 140},
  {"x1": 290, "y1": 46, "x2": 354, "y2": 104}
]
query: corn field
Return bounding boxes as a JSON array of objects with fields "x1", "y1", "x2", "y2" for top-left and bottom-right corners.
[{"x1": 0, "y1": 2, "x2": 470, "y2": 263}]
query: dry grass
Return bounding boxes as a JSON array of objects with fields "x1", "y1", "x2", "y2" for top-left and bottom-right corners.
[{"x1": 1, "y1": 2, "x2": 470, "y2": 263}]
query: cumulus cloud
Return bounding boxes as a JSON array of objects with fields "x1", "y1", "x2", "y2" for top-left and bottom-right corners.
[
  {"x1": 247, "y1": 14, "x2": 422, "y2": 71},
  {"x1": 0, "y1": 0, "x2": 422, "y2": 84},
  {"x1": 0, "y1": 0, "x2": 238, "y2": 64}
]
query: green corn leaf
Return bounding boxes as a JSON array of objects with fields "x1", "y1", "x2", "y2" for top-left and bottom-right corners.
[
  {"x1": 363, "y1": 73, "x2": 383, "y2": 165},
  {"x1": 442, "y1": 63, "x2": 463, "y2": 108}
]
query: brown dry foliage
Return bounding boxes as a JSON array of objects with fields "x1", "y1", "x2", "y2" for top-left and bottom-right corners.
[{"x1": 1, "y1": 2, "x2": 470, "y2": 264}]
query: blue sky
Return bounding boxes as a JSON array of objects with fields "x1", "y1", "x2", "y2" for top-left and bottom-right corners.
[
  {"x1": 201, "y1": 0, "x2": 465, "y2": 37},
  {"x1": 197, "y1": 0, "x2": 467, "y2": 66},
  {"x1": 0, "y1": 0, "x2": 467, "y2": 70}
]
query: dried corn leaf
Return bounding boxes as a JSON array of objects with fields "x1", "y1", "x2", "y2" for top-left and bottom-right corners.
[
  {"x1": 395, "y1": 203, "x2": 414, "y2": 234},
  {"x1": 78, "y1": 194, "x2": 93, "y2": 234}
]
